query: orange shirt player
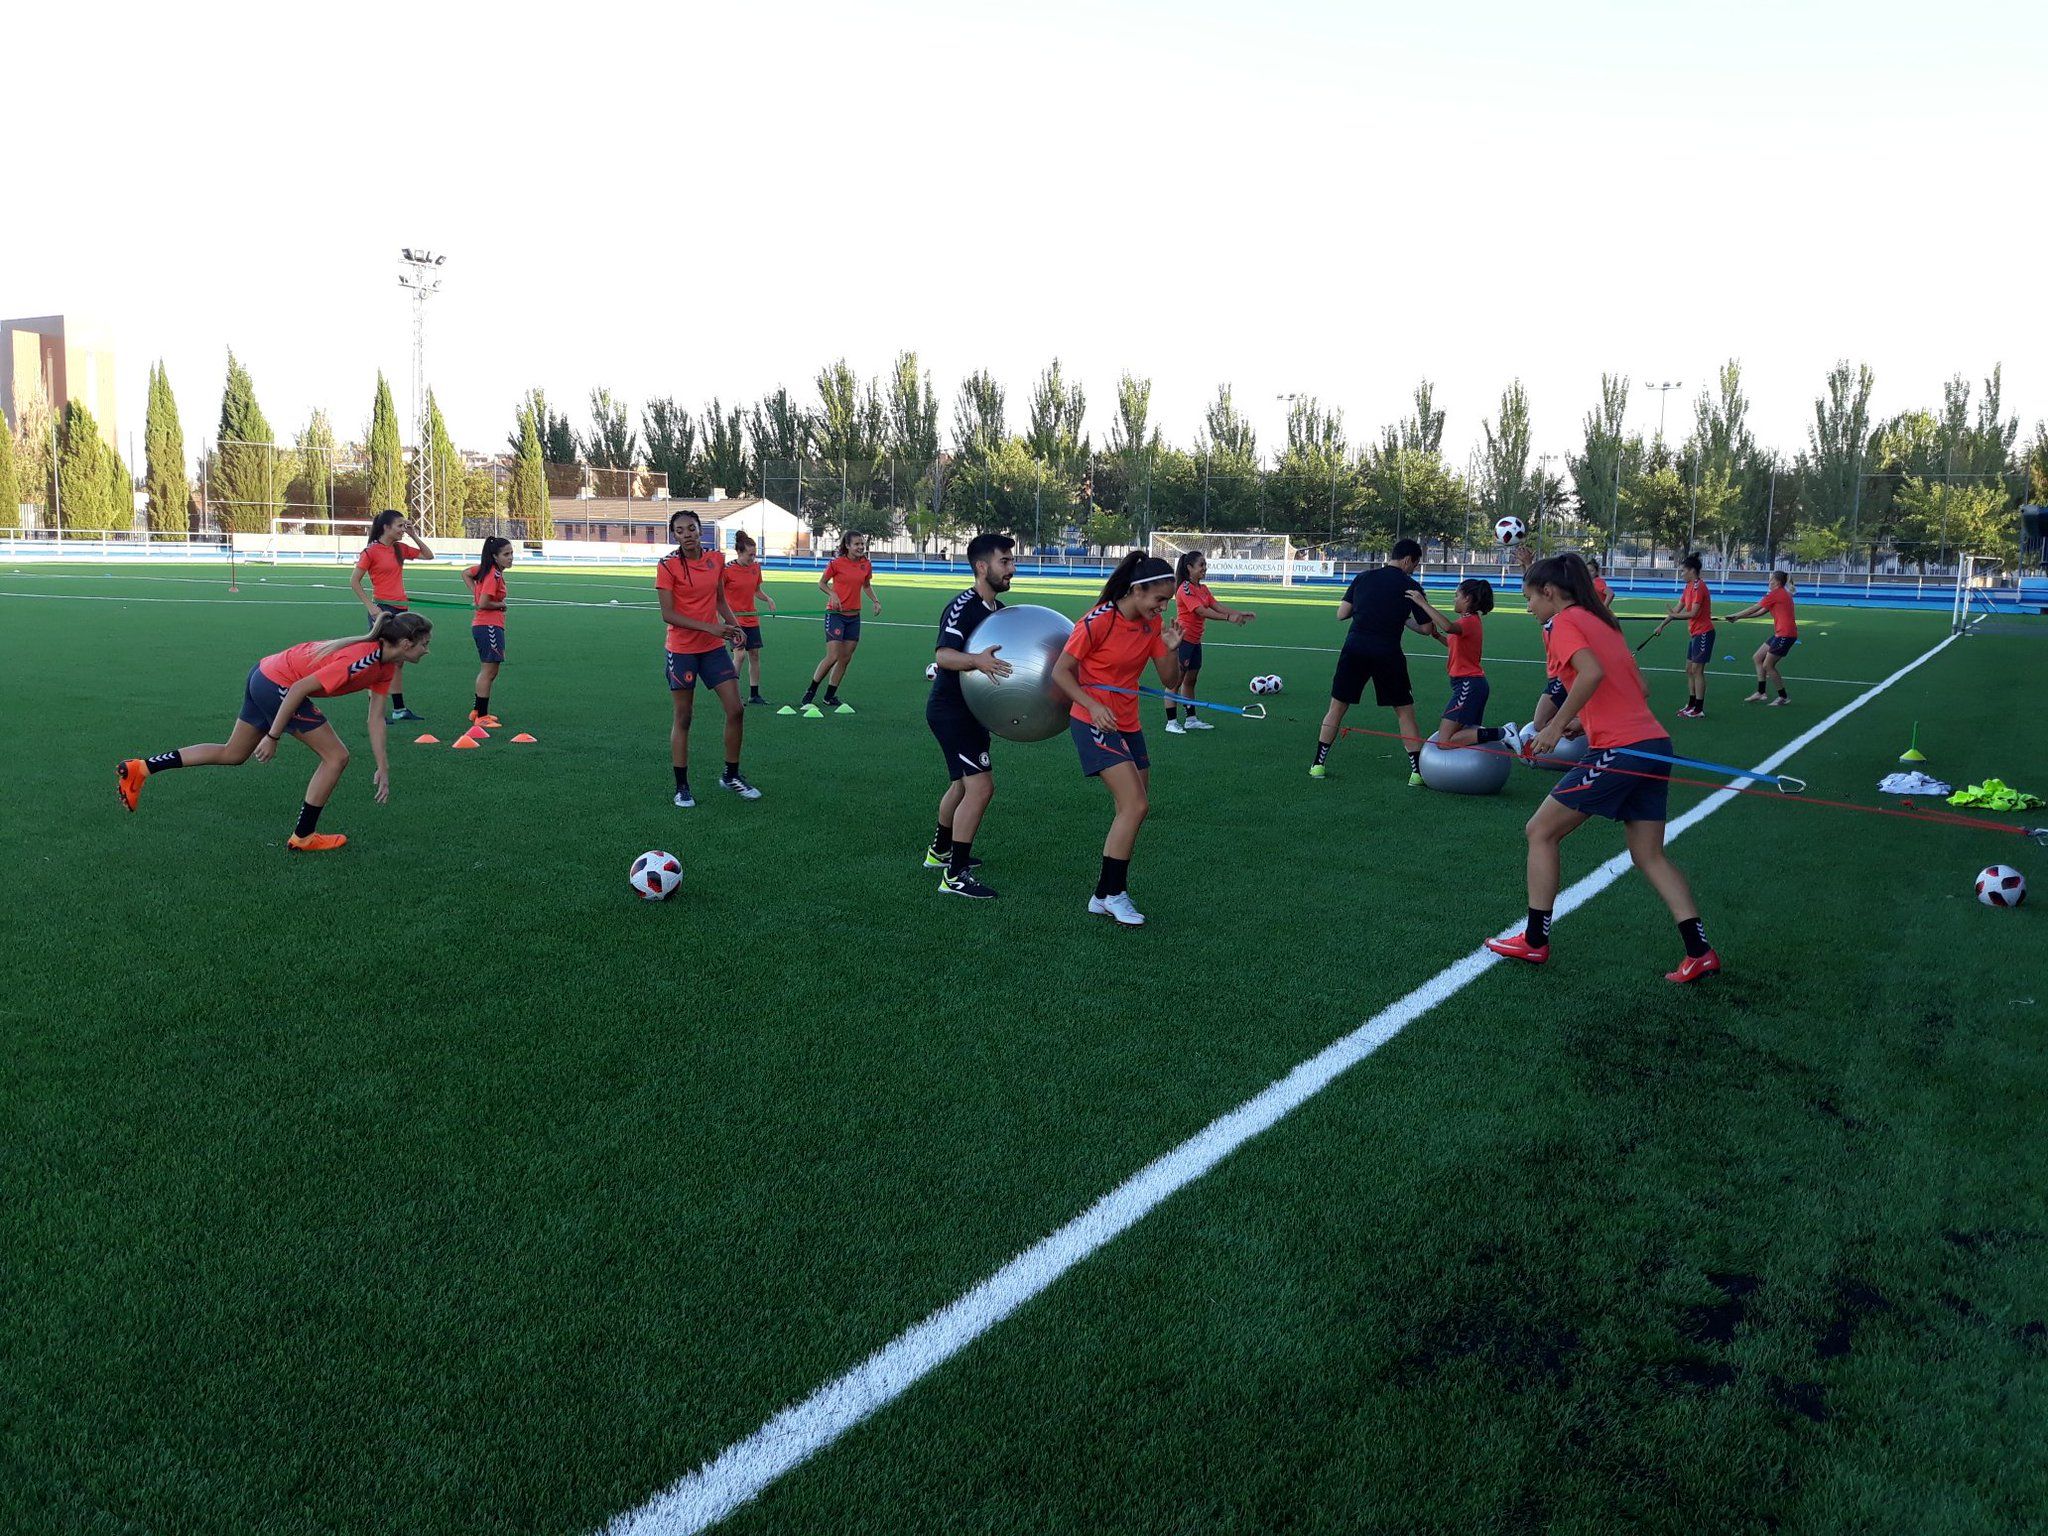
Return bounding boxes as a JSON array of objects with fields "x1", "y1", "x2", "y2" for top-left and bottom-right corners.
[
  {"x1": 801, "y1": 532, "x2": 880, "y2": 711},
  {"x1": 1404, "y1": 578, "x2": 1519, "y2": 750},
  {"x1": 1165, "y1": 549, "x2": 1255, "y2": 734},
  {"x1": 1051, "y1": 553, "x2": 1185, "y2": 927},
  {"x1": 1649, "y1": 551, "x2": 1715, "y2": 719},
  {"x1": 115, "y1": 611, "x2": 435, "y2": 851},
  {"x1": 1725, "y1": 569, "x2": 1799, "y2": 706},
  {"x1": 349, "y1": 509, "x2": 434, "y2": 721},
  {"x1": 655, "y1": 508, "x2": 757, "y2": 808},
  {"x1": 1485, "y1": 552, "x2": 1718, "y2": 984},
  {"x1": 722, "y1": 530, "x2": 778, "y2": 704}
]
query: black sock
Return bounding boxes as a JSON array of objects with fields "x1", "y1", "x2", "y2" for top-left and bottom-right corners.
[
  {"x1": 1095, "y1": 855, "x2": 1131, "y2": 899},
  {"x1": 475, "y1": 695, "x2": 489, "y2": 714},
  {"x1": 392, "y1": 692, "x2": 406, "y2": 710},
  {"x1": 294, "y1": 801, "x2": 323, "y2": 838},
  {"x1": 145, "y1": 750, "x2": 183, "y2": 773},
  {"x1": 949, "y1": 839, "x2": 974, "y2": 876},
  {"x1": 750, "y1": 686, "x2": 762, "y2": 699},
  {"x1": 1777, "y1": 688, "x2": 1787, "y2": 699},
  {"x1": 1476, "y1": 726, "x2": 1505, "y2": 744},
  {"x1": 802, "y1": 681, "x2": 818, "y2": 701},
  {"x1": 1314, "y1": 740, "x2": 1332, "y2": 767},
  {"x1": 673, "y1": 765, "x2": 689, "y2": 792},
  {"x1": 724, "y1": 761, "x2": 740, "y2": 781},
  {"x1": 931, "y1": 822, "x2": 953, "y2": 855},
  {"x1": 824, "y1": 686, "x2": 839, "y2": 702},
  {"x1": 1167, "y1": 703, "x2": 1177, "y2": 721},
  {"x1": 1407, "y1": 750, "x2": 1421, "y2": 772},
  {"x1": 1678, "y1": 917, "x2": 1710, "y2": 958},
  {"x1": 1526, "y1": 907, "x2": 1552, "y2": 947}
]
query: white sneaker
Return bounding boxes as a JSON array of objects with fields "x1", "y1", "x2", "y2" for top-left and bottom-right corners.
[
  {"x1": 1183, "y1": 717, "x2": 1215, "y2": 731},
  {"x1": 1497, "y1": 721, "x2": 1519, "y2": 751},
  {"x1": 673, "y1": 789, "x2": 695, "y2": 809},
  {"x1": 1164, "y1": 720, "x2": 1185, "y2": 735},
  {"x1": 1088, "y1": 892, "x2": 1146, "y2": 926}
]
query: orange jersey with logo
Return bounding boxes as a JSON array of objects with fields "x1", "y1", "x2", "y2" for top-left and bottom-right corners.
[
  {"x1": 355, "y1": 541, "x2": 423, "y2": 603},
  {"x1": 656, "y1": 550, "x2": 728, "y2": 655},
  {"x1": 468, "y1": 566, "x2": 507, "y2": 629},
  {"x1": 1759, "y1": 584, "x2": 1797, "y2": 638},
  {"x1": 1446, "y1": 612, "x2": 1485, "y2": 678},
  {"x1": 1593, "y1": 576, "x2": 1613, "y2": 604},
  {"x1": 724, "y1": 561, "x2": 765, "y2": 626},
  {"x1": 1682, "y1": 579, "x2": 1714, "y2": 635},
  {"x1": 1545, "y1": 606, "x2": 1664, "y2": 748},
  {"x1": 824, "y1": 556, "x2": 872, "y2": 612},
  {"x1": 1176, "y1": 580, "x2": 1217, "y2": 642},
  {"x1": 258, "y1": 639, "x2": 397, "y2": 699},
  {"x1": 1064, "y1": 603, "x2": 1168, "y2": 733}
]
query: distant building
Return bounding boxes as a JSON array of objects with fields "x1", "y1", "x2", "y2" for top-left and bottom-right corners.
[
  {"x1": 1, "y1": 315, "x2": 118, "y2": 448},
  {"x1": 548, "y1": 490, "x2": 810, "y2": 554}
]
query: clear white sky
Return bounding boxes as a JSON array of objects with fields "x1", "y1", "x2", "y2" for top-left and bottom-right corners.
[{"x1": 12, "y1": 0, "x2": 2044, "y2": 472}]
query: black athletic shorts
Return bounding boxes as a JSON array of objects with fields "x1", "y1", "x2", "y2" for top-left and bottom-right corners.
[
  {"x1": 1331, "y1": 642, "x2": 1413, "y2": 708},
  {"x1": 927, "y1": 703, "x2": 993, "y2": 780}
]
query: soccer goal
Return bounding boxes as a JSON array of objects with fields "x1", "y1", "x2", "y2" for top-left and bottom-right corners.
[
  {"x1": 1149, "y1": 530, "x2": 1314, "y2": 585},
  {"x1": 261, "y1": 518, "x2": 376, "y2": 564}
]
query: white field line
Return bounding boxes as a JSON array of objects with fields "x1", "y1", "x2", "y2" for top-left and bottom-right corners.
[{"x1": 596, "y1": 630, "x2": 1962, "y2": 1536}]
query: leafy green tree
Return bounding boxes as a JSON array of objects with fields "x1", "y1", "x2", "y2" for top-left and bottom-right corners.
[
  {"x1": 0, "y1": 405, "x2": 16, "y2": 525},
  {"x1": 1894, "y1": 478, "x2": 2013, "y2": 565},
  {"x1": 812, "y1": 359, "x2": 886, "y2": 491},
  {"x1": 700, "y1": 398, "x2": 747, "y2": 496},
  {"x1": 747, "y1": 387, "x2": 811, "y2": 504},
  {"x1": 951, "y1": 369, "x2": 1006, "y2": 456},
  {"x1": 1789, "y1": 522, "x2": 1847, "y2": 568},
  {"x1": 1104, "y1": 372, "x2": 1162, "y2": 535},
  {"x1": 946, "y1": 436, "x2": 1075, "y2": 543},
  {"x1": 368, "y1": 372, "x2": 406, "y2": 514},
  {"x1": 2026, "y1": 422, "x2": 2048, "y2": 502},
  {"x1": 886, "y1": 352, "x2": 940, "y2": 467},
  {"x1": 104, "y1": 438, "x2": 135, "y2": 530},
  {"x1": 143, "y1": 362, "x2": 191, "y2": 534},
  {"x1": 293, "y1": 409, "x2": 336, "y2": 530},
  {"x1": 10, "y1": 376, "x2": 56, "y2": 517},
  {"x1": 1083, "y1": 508, "x2": 1134, "y2": 553},
  {"x1": 1188, "y1": 385, "x2": 1260, "y2": 531},
  {"x1": 642, "y1": 398, "x2": 702, "y2": 497},
  {"x1": 213, "y1": 350, "x2": 279, "y2": 534},
  {"x1": 424, "y1": 391, "x2": 463, "y2": 535},
  {"x1": 57, "y1": 400, "x2": 115, "y2": 532},
  {"x1": 1798, "y1": 360, "x2": 1875, "y2": 536},
  {"x1": 1025, "y1": 358, "x2": 1087, "y2": 475},
  {"x1": 462, "y1": 464, "x2": 502, "y2": 531},
  {"x1": 508, "y1": 406, "x2": 551, "y2": 538},
  {"x1": 507, "y1": 388, "x2": 576, "y2": 464},
  {"x1": 582, "y1": 388, "x2": 638, "y2": 469},
  {"x1": 1477, "y1": 380, "x2": 1536, "y2": 527},
  {"x1": 1568, "y1": 373, "x2": 1634, "y2": 551},
  {"x1": 1620, "y1": 440, "x2": 1691, "y2": 561},
  {"x1": 1684, "y1": 360, "x2": 1755, "y2": 548},
  {"x1": 1270, "y1": 396, "x2": 1362, "y2": 541}
]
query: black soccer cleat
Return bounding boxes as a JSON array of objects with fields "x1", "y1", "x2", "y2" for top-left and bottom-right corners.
[{"x1": 939, "y1": 870, "x2": 998, "y2": 899}]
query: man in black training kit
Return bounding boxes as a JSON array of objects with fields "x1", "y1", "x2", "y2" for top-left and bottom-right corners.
[
  {"x1": 924, "y1": 533, "x2": 1018, "y2": 899},
  {"x1": 1312, "y1": 537, "x2": 1433, "y2": 786}
]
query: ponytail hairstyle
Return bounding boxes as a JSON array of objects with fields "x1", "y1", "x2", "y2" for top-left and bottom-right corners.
[
  {"x1": 1771, "y1": 568, "x2": 1790, "y2": 588},
  {"x1": 368, "y1": 508, "x2": 405, "y2": 544},
  {"x1": 1174, "y1": 549, "x2": 1204, "y2": 586},
  {"x1": 470, "y1": 535, "x2": 512, "y2": 590},
  {"x1": 838, "y1": 531, "x2": 868, "y2": 559},
  {"x1": 1523, "y1": 552, "x2": 1619, "y2": 631},
  {"x1": 368, "y1": 609, "x2": 434, "y2": 649},
  {"x1": 734, "y1": 529, "x2": 756, "y2": 555},
  {"x1": 1098, "y1": 551, "x2": 1175, "y2": 607},
  {"x1": 1456, "y1": 577, "x2": 1496, "y2": 615},
  {"x1": 1680, "y1": 551, "x2": 1704, "y2": 577}
]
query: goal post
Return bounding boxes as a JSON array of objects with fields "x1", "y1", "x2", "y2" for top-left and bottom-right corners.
[
  {"x1": 1147, "y1": 530, "x2": 1321, "y2": 586},
  {"x1": 261, "y1": 518, "x2": 376, "y2": 564}
]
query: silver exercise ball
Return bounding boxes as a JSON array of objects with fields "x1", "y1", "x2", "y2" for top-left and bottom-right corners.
[
  {"x1": 961, "y1": 604, "x2": 1077, "y2": 742},
  {"x1": 1524, "y1": 732, "x2": 1591, "y2": 772},
  {"x1": 1420, "y1": 740, "x2": 1511, "y2": 795}
]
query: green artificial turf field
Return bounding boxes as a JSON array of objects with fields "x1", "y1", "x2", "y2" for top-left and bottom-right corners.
[{"x1": 4, "y1": 560, "x2": 2044, "y2": 1535}]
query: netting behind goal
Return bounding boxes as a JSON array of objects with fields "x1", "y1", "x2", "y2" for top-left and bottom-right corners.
[
  {"x1": 1148, "y1": 531, "x2": 1301, "y2": 585},
  {"x1": 261, "y1": 519, "x2": 376, "y2": 564}
]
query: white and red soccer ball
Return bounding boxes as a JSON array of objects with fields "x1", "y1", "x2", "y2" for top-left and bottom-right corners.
[
  {"x1": 631, "y1": 849, "x2": 682, "y2": 901},
  {"x1": 1493, "y1": 516, "x2": 1527, "y2": 546},
  {"x1": 1975, "y1": 864, "x2": 2026, "y2": 908}
]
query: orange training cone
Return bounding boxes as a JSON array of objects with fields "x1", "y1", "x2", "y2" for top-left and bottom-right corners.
[
  {"x1": 451, "y1": 737, "x2": 480, "y2": 750},
  {"x1": 511, "y1": 733, "x2": 537, "y2": 743},
  {"x1": 413, "y1": 733, "x2": 440, "y2": 744}
]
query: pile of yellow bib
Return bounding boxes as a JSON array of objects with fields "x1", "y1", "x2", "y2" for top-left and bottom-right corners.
[{"x1": 1947, "y1": 778, "x2": 2045, "y2": 811}]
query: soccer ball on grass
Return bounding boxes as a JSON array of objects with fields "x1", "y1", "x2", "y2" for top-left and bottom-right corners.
[
  {"x1": 1249, "y1": 674, "x2": 1284, "y2": 695},
  {"x1": 630, "y1": 850, "x2": 682, "y2": 901},
  {"x1": 1975, "y1": 865, "x2": 2026, "y2": 908}
]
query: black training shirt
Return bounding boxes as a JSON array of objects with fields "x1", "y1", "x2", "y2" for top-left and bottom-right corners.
[
  {"x1": 930, "y1": 587, "x2": 1004, "y2": 710},
  {"x1": 1341, "y1": 566, "x2": 1426, "y2": 654}
]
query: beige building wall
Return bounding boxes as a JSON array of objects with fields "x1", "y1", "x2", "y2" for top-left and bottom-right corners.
[{"x1": 1, "y1": 315, "x2": 118, "y2": 450}]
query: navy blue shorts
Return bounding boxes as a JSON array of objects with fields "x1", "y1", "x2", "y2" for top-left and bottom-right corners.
[
  {"x1": 1543, "y1": 677, "x2": 1568, "y2": 705},
  {"x1": 375, "y1": 600, "x2": 408, "y2": 616},
  {"x1": 1766, "y1": 635, "x2": 1797, "y2": 657},
  {"x1": 238, "y1": 665, "x2": 327, "y2": 735},
  {"x1": 825, "y1": 612, "x2": 862, "y2": 643},
  {"x1": 666, "y1": 647, "x2": 739, "y2": 692},
  {"x1": 1331, "y1": 643, "x2": 1412, "y2": 708},
  {"x1": 1176, "y1": 639, "x2": 1204, "y2": 672},
  {"x1": 1686, "y1": 629, "x2": 1716, "y2": 664},
  {"x1": 928, "y1": 705, "x2": 993, "y2": 780},
  {"x1": 736, "y1": 625, "x2": 763, "y2": 652},
  {"x1": 472, "y1": 624, "x2": 505, "y2": 663},
  {"x1": 1551, "y1": 735, "x2": 1673, "y2": 823},
  {"x1": 1442, "y1": 675, "x2": 1490, "y2": 726},
  {"x1": 1070, "y1": 717, "x2": 1149, "y2": 776}
]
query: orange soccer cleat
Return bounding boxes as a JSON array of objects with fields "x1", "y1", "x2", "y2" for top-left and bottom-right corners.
[
  {"x1": 1665, "y1": 950, "x2": 1722, "y2": 985},
  {"x1": 116, "y1": 758, "x2": 148, "y2": 812},
  {"x1": 287, "y1": 832, "x2": 349, "y2": 853},
  {"x1": 469, "y1": 711, "x2": 503, "y2": 728}
]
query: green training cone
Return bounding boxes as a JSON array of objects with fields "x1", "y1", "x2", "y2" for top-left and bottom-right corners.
[
  {"x1": 776, "y1": 705, "x2": 797, "y2": 716},
  {"x1": 1899, "y1": 720, "x2": 1927, "y2": 764},
  {"x1": 801, "y1": 704, "x2": 825, "y2": 718},
  {"x1": 834, "y1": 703, "x2": 856, "y2": 715}
]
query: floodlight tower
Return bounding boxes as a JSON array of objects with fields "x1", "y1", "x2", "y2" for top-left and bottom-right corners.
[
  {"x1": 1642, "y1": 379, "x2": 1682, "y2": 444},
  {"x1": 398, "y1": 248, "x2": 447, "y2": 529}
]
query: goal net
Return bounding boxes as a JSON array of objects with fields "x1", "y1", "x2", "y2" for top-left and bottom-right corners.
[
  {"x1": 1148, "y1": 530, "x2": 1308, "y2": 585},
  {"x1": 261, "y1": 518, "x2": 376, "y2": 564}
]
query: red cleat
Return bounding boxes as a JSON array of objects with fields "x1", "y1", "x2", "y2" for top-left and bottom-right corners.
[
  {"x1": 1485, "y1": 933, "x2": 1550, "y2": 965},
  {"x1": 1666, "y1": 950, "x2": 1721, "y2": 984},
  {"x1": 116, "y1": 758, "x2": 147, "y2": 812}
]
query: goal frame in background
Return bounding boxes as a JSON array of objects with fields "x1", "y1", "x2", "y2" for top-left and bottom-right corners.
[
  {"x1": 1148, "y1": 530, "x2": 1315, "y2": 587},
  {"x1": 261, "y1": 518, "x2": 377, "y2": 564}
]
